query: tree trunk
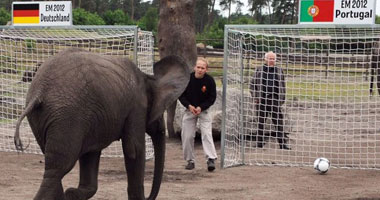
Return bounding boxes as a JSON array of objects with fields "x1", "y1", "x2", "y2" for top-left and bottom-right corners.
[
  {"x1": 267, "y1": 0, "x2": 272, "y2": 23},
  {"x1": 208, "y1": 0, "x2": 216, "y2": 26},
  {"x1": 293, "y1": 0, "x2": 299, "y2": 24},
  {"x1": 158, "y1": 0, "x2": 197, "y2": 138},
  {"x1": 131, "y1": 0, "x2": 134, "y2": 21},
  {"x1": 228, "y1": 1, "x2": 231, "y2": 21}
]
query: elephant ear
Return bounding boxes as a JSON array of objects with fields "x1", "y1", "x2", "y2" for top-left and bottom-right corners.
[{"x1": 149, "y1": 55, "x2": 190, "y2": 124}]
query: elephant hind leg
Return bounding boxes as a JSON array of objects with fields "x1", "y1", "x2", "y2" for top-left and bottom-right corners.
[
  {"x1": 64, "y1": 151, "x2": 101, "y2": 200},
  {"x1": 34, "y1": 122, "x2": 86, "y2": 200},
  {"x1": 166, "y1": 101, "x2": 177, "y2": 138},
  {"x1": 34, "y1": 145, "x2": 79, "y2": 200},
  {"x1": 34, "y1": 177, "x2": 65, "y2": 200}
]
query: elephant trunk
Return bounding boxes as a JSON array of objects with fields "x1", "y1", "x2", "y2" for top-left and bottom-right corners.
[{"x1": 146, "y1": 119, "x2": 166, "y2": 200}]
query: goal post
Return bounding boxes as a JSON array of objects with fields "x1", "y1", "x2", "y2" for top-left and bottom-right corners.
[
  {"x1": 222, "y1": 24, "x2": 380, "y2": 170},
  {"x1": 0, "y1": 25, "x2": 154, "y2": 159}
]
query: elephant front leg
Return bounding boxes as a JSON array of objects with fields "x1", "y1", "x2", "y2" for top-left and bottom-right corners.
[
  {"x1": 64, "y1": 151, "x2": 101, "y2": 200},
  {"x1": 122, "y1": 131, "x2": 146, "y2": 200}
]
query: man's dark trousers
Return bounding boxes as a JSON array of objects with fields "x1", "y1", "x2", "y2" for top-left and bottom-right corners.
[{"x1": 256, "y1": 98, "x2": 288, "y2": 149}]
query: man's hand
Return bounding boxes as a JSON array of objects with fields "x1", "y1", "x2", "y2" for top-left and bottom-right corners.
[
  {"x1": 188, "y1": 105, "x2": 197, "y2": 115},
  {"x1": 195, "y1": 106, "x2": 202, "y2": 115},
  {"x1": 188, "y1": 105, "x2": 202, "y2": 115}
]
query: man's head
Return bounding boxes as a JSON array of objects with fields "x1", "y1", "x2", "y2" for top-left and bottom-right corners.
[
  {"x1": 194, "y1": 57, "x2": 208, "y2": 78},
  {"x1": 264, "y1": 51, "x2": 276, "y2": 67}
]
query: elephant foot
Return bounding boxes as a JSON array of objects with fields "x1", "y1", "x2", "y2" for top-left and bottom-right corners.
[
  {"x1": 64, "y1": 188, "x2": 88, "y2": 200},
  {"x1": 34, "y1": 178, "x2": 65, "y2": 200}
]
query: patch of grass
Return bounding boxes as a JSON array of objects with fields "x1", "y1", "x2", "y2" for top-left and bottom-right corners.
[
  {"x1": 0, "y1": 118, "x2": 14, "y2": 124},
  {"x1": 208, "y1": 69, "x2": 223, "y2": 78},
  {"x1": 287, "y1": 81, "x2": 369, "y2": 101}
]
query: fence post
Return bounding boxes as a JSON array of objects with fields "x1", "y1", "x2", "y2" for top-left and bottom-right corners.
[{"x1": 220, "y1": 26, "x2": 229, "y2": 168}]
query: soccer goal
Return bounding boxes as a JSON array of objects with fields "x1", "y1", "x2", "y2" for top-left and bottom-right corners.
[
  {"x1": 221, "y1": 24, "x2": 380, "y2": 170},
  {"x1": 0, "y1": 25, "x2": 154, "y2": 159}
]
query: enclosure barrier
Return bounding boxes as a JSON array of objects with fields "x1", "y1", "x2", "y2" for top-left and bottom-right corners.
[
  {"x1": 221, "y1": 24, "x2": 380, "y2": 170},
  {"x1": 0, "y1": 25, "x2": 154, "y2": 159}
]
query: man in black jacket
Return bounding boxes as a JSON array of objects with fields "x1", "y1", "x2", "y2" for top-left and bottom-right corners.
[
  {"x1": 250, "y1": 51, "x2": 290, "y2": 150},
  {"x1": 179, "y1": 57, "x2": 218, "y2": 171}
]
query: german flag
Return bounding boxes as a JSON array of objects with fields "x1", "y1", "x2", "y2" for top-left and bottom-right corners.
[{"x1": 13, "y1": 4, "x2": 40, "y2": 24}]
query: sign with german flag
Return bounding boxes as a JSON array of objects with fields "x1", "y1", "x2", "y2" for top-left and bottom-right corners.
[
  {"x1": 12, "y1": 1, "x2": 72, "y2": 26},
  {"x1": 299, "y1": 0, "x2": 376, "y2": 24}
]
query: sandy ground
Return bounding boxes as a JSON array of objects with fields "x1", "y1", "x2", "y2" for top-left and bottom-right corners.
[{"x1": 1, "y1": 139, "x2": 380, "y2": 200}]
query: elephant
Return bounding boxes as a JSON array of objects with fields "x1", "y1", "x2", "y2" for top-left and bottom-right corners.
[{"x1": 14, "y1": 48, "x2": 190, "y2": 200}]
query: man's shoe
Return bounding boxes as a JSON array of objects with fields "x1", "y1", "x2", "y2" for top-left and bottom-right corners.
[
  {"x1": 207, "y1": 159, "x2": 215, "y2": 172},
  {"x1": 185, "y1": 161, "x2": 195, "y2": 170}
]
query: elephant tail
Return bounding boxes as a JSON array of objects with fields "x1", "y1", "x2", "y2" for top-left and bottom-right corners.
[{"x1": 14, "y1": 95, "x2": 41, "y2": 152}]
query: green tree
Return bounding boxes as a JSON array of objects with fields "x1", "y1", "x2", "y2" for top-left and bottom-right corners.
[
  {"x1": 195, "y1": 0, "x2": 223, "y2": 33},
  {"x1": 80, "y1": 0, "x2": 97, "y2": 13},
  {"x1": 248, "y1": 0, "x2": 267, "y2": 23},
  {"x1": 207, "y1": 0, "x2": 219, "y2": 27},
  {"x1": 0, "y1": 7, "x2": 11, "y2": 25},
  {"x1": 103, "y1": 9, "x2": 133, "y2": 25},
  {"x1": 108, "y1": 0, "x2": 119, "y2": 11},
  {"x1": 230, "y1": 14, "x2": 258, "y2": 24},
  {"x1": 135, "y1": 1, "x2": 152, "y2": 20},
  {"x1": 138, "y1": 7, "x2": 158, "y2": 33},
  {"x1": 151, "y1": 0, "x2": 159, "y2": 7},
  {"x1": 271, "y1": 0, "x2": 296, "y2": 24},
  {"x1": 197, "y1": 17, "x2": 227, "y2": 49},
  {"x1": 235, "y1": 0, "x2": 244, "y2": 14},
  {"x1": 198, "y1": 15, "x2": 257, "y2": 48},
  {"x1": 93, "y1": 0, "x2": 109, "y2": 15},
  {"x1": 376, "y1": 15, "x2": 380, "y2": 24},
  {"x1": 195, "y1": 0, "x2": 210, "y2": 33},
  {"x1": 73, "y1": 8, "x2": 105, "y2": 25},
  {"x1": 219, "y1": 0, "x2": 243, "y2": 21},
  {"x1": 0, "y1": 0, "x2": 12, "y2": 12}
]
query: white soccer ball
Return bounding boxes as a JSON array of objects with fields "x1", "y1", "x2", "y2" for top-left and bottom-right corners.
[{"x1": 313, "y1": 157, "x2": 330, "y2": 174}]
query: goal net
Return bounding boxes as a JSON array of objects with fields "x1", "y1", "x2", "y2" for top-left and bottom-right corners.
[
  {"x1": 222, "y1": 25, "x2": 380, "y2": 170},
  {"x1": 0, "y1": 26, "x2": 154, "y2": 159}
]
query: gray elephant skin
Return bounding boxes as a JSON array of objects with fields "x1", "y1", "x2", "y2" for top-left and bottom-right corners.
[{"x1": 14, "y1": 48, "x2": 190, "y2": 200}]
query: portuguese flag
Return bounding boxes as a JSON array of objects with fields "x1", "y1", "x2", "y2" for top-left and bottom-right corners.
[
  {"x1": 13, "y1": 3, "x2": 40, "y2": 24},
  {"x1": 300, "y1": 0, "x2": 334, "y2": 22}
]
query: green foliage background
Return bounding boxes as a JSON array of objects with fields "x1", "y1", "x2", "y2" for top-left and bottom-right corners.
[
  {"x1": 0, "y1": 8, "x2": 10, "y2": 25},
  {"x1": 73, "y1": 8, "x2": 105, "y2": 25},
  {"x1": 0, "y1": 1, "x2": 379, "y2": 49}
]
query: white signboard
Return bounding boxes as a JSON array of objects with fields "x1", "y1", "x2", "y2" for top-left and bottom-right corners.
[
  {"x1": 299, "y1": 0, "x2": 376, "y2": 25},
  {"x1": 12, "y1": 1, "x2": 72, "y2": 26},
  {"x1": 334, "y1": 0, "x2": 376, "y2": 24}
]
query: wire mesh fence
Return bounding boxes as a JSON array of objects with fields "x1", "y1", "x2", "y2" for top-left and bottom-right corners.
[{"x1": 222, "y1": 25, "x2": 380, "y2": 170}]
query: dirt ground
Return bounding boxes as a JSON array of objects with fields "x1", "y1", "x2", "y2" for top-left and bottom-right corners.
[{"x1": 1, "y1": 139, "x2": 380, "y2": 200}]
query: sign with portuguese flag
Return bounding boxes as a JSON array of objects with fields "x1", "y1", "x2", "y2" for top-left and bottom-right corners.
[
  {"x1": 299, "y1": 0, "x2": 376, "y2": 24},
  {"x1": 12, "y1": 1, "x2": 72, "y2": 26}
]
